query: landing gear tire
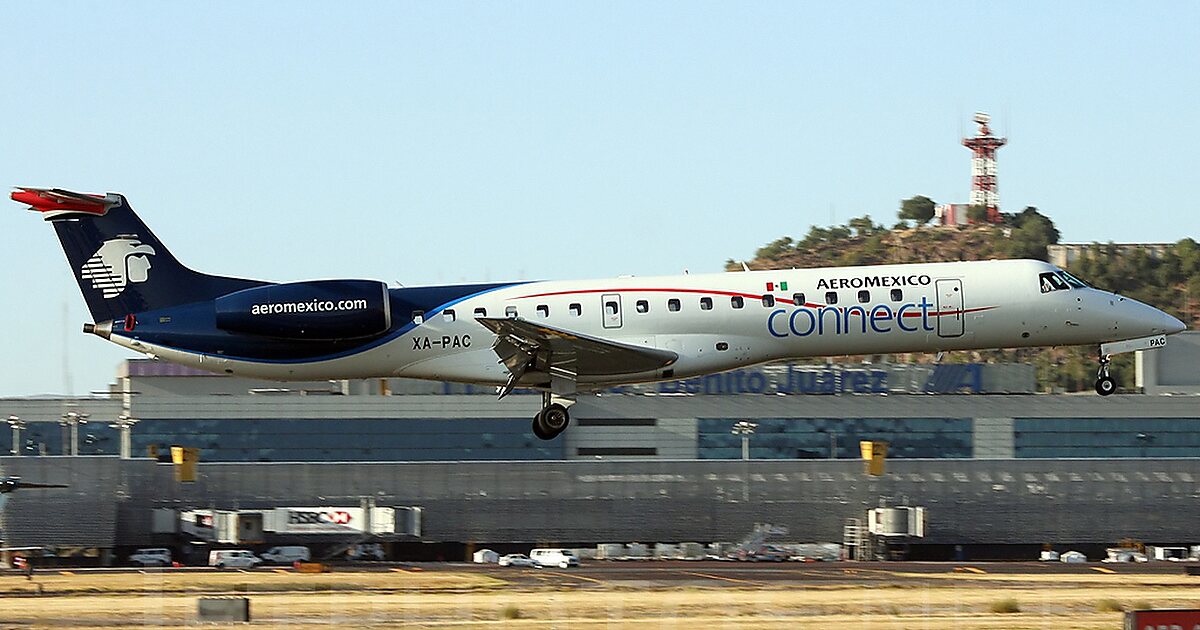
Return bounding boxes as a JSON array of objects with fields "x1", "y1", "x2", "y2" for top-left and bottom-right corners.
[
  {"x1": 532, "y1": 403, "x2": 570, "y2": 440},
  {"x1": 531, "y1": 417, "x2": 553, "y2": 440}
]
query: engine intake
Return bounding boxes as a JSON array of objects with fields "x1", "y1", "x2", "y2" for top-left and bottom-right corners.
[{"x1": 215, "y1": 280, "x2": 391, "y2": 340}]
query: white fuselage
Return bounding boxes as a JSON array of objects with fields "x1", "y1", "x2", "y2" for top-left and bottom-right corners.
[{"x1": 110, "y1": 259, "x2": 1184, "y2": 387}]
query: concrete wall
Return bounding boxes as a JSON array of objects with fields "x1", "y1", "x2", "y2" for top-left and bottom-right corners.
[{"x1": 6, "y1": 456, "x2": 1198, "y2": 549}]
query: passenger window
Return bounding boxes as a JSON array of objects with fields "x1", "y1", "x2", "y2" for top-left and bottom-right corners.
[
  {"x1": 442, "y1": 309, "x2": 456, "y2": 322},
  {"x1": 474, "y1": 307, "x2": 487, "y2": 317},
  {"x1": 668, "y1": 298, "x2": 681, "y2": 312},
  {"x1": 569, "y1": 303, "x2": 582, "y2": 317},
  {"x1": 605, "y1": 301, "x2": 618, "y2": 316},
  {"x1": 412, "y1": 310, "x2": 424, "y2": 324},
  {"x1": 792, "y1": 293, "x2": 805, "y2": 306},
  {"x1": 536, "y1": 304, "x2": 549, "y2": 318},
  {"x1": 505, "y1": 306, "x2": 518, "y2": 318},
  {"x1": 825, "y1": 292, "x2": 838, "y2": 305},
  {"x1": 857, "y1": 290, "x2": 870, "y2": 304},
  {"x1": 700, "y1": 297, "x2": 713, "y2": 311},
  {"x1": 731, "y1": 296, "x2": 744, "y2": 309},
  {"x1": 636, "y1": 299, "x2": 649, "y2": 313},
  {"x1": 762, "y1": 295, "x2": 775, "y2": 307},
  {"x1": 890, "y1": 289, "x2": 903, "y2": 302}
]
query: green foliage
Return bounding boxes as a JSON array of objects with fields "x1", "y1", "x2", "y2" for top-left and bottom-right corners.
[
  {"x1": 848, "y1": 215, "x2": 884, "y2": 238},
  {"x1": 899, "y1": 195, "x2": 936, "y2": 224},
  {"x1": 966, "y1": 204, "x2": 989, "y2": 223},
  {"x1": 755, "y1": 236, "x2": 794, "y2": 260}
]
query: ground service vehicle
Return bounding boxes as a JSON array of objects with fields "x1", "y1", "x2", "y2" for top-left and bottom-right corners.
[
  {"x1": 208, "y1": 550, "x2": 261, "y2": 569},
  {"x1": 128, "y1": 548, "x2": 172, "y2": 567},
  {"x1": 498, "y1": 553, "x2": 535, "y2": 567},
  {"x1": 260, "y1": 546, "x2": 310, "y2": 564},
  {"x1": 530, "y1": 549, "x2": 579, "y2": 569}
]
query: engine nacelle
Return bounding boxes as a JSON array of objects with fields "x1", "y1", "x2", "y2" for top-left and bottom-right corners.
[{"x1": 215, "y1": 280, "x2": 391, "y2": 340}]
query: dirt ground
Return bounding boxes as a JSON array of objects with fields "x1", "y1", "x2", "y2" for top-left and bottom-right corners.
[{"x1": 0, "y1": 569, "x2": 1196, "y2": 628}]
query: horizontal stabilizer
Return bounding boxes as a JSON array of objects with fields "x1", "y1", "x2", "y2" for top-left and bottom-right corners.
[{"x1": 12, "y1": 187, "x2": 119, "y2": 219}]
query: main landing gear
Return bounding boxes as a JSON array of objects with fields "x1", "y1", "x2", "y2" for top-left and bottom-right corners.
[
  {"x1": 1095, "y1": 353, "x2": 1116, "y2": 396},
  {"x1": 532, "y1": 392, "x2": 573, "y2": 440}
]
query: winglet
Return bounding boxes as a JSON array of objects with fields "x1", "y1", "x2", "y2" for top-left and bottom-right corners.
[{"x1": 12, "y1": 187, "x2": 118, "y2": 220}]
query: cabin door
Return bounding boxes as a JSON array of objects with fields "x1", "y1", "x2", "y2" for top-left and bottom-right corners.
[{"x1": 935, "y1": 279, "x2": 964, "y2": 338}]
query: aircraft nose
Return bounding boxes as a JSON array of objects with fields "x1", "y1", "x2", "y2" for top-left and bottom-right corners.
[
  {"x1": 1131, "y1": 301, "x2": 1186, "y2": 336},
  {"x1": 1162, "y1": 311, "x2": 1186, "y2": 335}
]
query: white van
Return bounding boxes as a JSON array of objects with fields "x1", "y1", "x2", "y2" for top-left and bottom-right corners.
[
  {"x1": 530, "y1": 548, "x2": 579, "y2": 569},
  {"x1": 208, "y1": 550, "x2": 262, "y2": 569},
  {"x1": 129, "y1": 548, "x2": 172, "y2": 567},
  {"x1": 260, "y1": 546, "x2": 310, "y2": 565}
]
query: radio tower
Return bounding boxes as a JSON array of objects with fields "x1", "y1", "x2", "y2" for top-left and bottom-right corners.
[{"x1": 961, "y1": 112, "x2": 1007, "y2": 223}]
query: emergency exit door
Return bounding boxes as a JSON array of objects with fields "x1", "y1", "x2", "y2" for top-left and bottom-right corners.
[
  {"x1": 935, "y1": 279, "x2": 964, "y2": 338},
  {"x1": 602, "y1": 293, "x2": 623, "y2": 329}
]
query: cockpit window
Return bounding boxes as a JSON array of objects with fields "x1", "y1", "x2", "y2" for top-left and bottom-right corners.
[
  {"x1": 1040, "y1": 270, "x2": 1090, "y2": 293},
  {"x1": 1058, "y1": 270, "x2": 1088, "y2": 289},
  {"x1": 1038, "y1": 272, "x2": 1070, "y2": 293}
]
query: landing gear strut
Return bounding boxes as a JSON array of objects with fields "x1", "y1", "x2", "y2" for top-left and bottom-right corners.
[
  {"x1": 1095, "y1": 353, "x2": 1116, "y2": 396},
  {"x1": 532, "y1": 392, "x2": 572, "y2": 440}
]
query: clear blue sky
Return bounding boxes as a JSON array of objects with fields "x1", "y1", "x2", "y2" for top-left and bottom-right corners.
[{"x1": 1, "y1": 2, "x2": 1197, "y2": 396}]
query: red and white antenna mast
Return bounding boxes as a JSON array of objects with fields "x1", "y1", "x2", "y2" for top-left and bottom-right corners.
[{"x1": 961, "y1": 112, "x2": 1007, "y2": 223}]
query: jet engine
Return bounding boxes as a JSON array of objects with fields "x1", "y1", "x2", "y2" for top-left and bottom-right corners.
[{"x1": 215, "y1": 279, "x2": 391, "y2": 340}]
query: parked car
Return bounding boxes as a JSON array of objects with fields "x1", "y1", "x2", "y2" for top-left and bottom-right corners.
[
  {"x1": 530, "y1": 548, "x2": 579, "y2": 569},
  {"x1": 260, "y1": 546, "x2": 310, "y2": 565},
  {"x1": 129, "y1": 548, "x2": 172, "y2": 567},
  {"x1": 208, "y1": 550, "x2": 261, "y2": 569},
  {"x1": 498, "y1": 553, "x2": 535, "y2": 567},
  {"x1": 347, "y1": 543, "x2": 386, "y2": 561}
]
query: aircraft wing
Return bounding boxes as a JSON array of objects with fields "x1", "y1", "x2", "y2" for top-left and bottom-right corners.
[{"x1": 476, "y1": 317, "x2": 678, "y2": 396}]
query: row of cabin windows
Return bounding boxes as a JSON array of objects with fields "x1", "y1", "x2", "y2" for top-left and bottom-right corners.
[{"x1": 414, "y1": 289, "x2": 908, "y2": 323}]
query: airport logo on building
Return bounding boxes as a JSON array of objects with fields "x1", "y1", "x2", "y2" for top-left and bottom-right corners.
[{"x1": 80, "y1": 236, "x2": 156, "y2": 298}]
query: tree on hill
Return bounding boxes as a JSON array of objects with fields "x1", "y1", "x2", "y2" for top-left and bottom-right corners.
[
  {"x1": 899, "y1": 196, "x2": 936, "y2": 225},
  {"x1": 967, "y1": 204, "x2": 989, "y2": 223},
  {"x1": 847, "y1": 215, "x2": 884, "y2": 237},
  {"x1": 1005, "y1": 207, "x2": 1060, "y2": 261}
]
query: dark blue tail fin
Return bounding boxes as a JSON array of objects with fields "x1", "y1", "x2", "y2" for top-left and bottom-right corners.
[{"x1": 14, "y1": 188, "x2": 264, "y2": 323}]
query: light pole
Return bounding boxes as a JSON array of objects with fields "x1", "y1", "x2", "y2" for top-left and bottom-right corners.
[
  {"x1": 7, "y1": 416, "x2": 25, "y2": 456},
  {"x1": 732, "y1": 421, "x2": 757, "y2": 461},
  {"x1": 61, "y1": 412, "x2": 89, "y2": 456},
  {"x1": 109, "y1": 415, "x2": 139, "y2": 460},
  {"x1": 732, "y1": 421, "x2": 757, "y2": 503}
]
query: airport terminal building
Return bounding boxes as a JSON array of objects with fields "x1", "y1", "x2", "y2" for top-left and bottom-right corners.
[{"x1": 2, "y1": 333, "x2": 1198, "y2": 561}]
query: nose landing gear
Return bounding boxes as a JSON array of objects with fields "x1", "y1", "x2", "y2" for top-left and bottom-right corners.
[{"x1": 1095, "y1": 353, "x2": 1116, "y2": 396}]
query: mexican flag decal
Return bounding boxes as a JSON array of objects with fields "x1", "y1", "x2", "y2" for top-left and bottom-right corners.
[{"x1": 766, "y1": 281, "x2": 788, "y2": 292}]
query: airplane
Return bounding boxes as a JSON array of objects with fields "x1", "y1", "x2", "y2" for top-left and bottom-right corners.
[{"x1": 13, "y1": 187, "x2": 1187, "y2": 440}]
